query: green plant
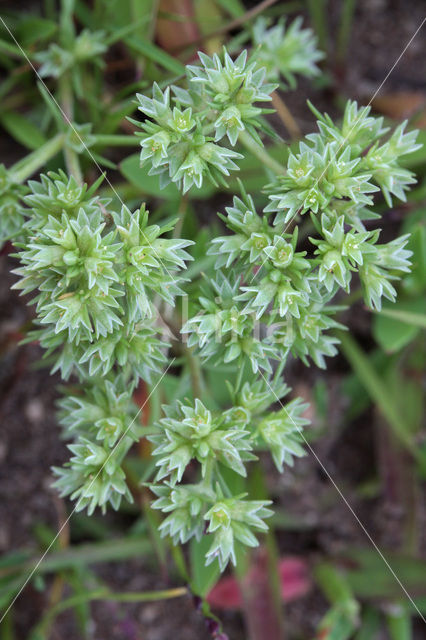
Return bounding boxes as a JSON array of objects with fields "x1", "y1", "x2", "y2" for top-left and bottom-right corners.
[
  {"x1": 1, "y1": 4, "x2": 425, "y2": 637},
  {"x1": 9, "y1": 40, "x2": 419, "y2": 571}
]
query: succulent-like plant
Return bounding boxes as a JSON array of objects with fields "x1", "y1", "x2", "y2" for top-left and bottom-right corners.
[{"x1": 10, "y1": 20, "x2": 420, "y2": 575}]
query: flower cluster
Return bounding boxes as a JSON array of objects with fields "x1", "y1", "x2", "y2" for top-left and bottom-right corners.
[
  {"x1": 135, "y1": 48, "x2": 276, "y2": 193},
  {"x1": 14, "y1": 171, "x2": 193, "y2": 512},
  {"x1": 182, "y1": 271, "x2": 277, "y2": 373},
  {"x1": 10, "y1": 33, "x2": 419, "y2": 578},
  {"x1": 35, "y1": 29, "x2": 106, "y2": 79},
  {"x1": 150, "y1": 381, "x2": 307, "y2": 569},
  {"x1": 266, "y1": 101, "x2": 420, "y2": 225},
  {"x1": 252, "y1": 16, "x2": 323, "y2": 87},
  {"x1": 165, "y1": 93, "x2": 418, "y2": 562},
  {"x1": 135, "y1": 18, "x2": 323, "y2": 194}
]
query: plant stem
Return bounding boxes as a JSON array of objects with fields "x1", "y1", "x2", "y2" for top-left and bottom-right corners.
[
  {"x1": 337, "y1": 0, "x2": 357, "y2": 62},
  {"x1": 307, "y1": 0, "x2": 329, "y2": 53},
  {"x1": 272, "y1": 358, "x2": 286, "y2": 384},
  {"x1": 235, "y1": 359, "x2": 245, "y2": 393},
  {"x1": 236, "y1": 463, "x2": 285, "y2": 640},
  {"x1": 33, "y1": 587, "x2": 188, "y2": 635},
  {"x1": 58, "y1": 73, "x2": 83, "y2": 183},
  {"x1": 173, "y1": 193, "x2": 188, "y2": 239},
  {"x1": 93, "y1": 134, "x2": 140, "y2": 147},
  {"x1": 271, "y1": 92, "x2": 301, "y2": 140},
  {"x1": 169, "y1": 0, "x2": 280, "y2": 53},
  {"x1": 10, "y1": 134, "x2": 65, "y2": 183},
  {"x1": 203, "y1": 458, "x2": 214, "y2": 487},
  {"x1": 238, "y1": 130, "x2": 284, "y2": 176},
  {"x1": 185, "y1": 345, "x2": 204, "y2": 399}
]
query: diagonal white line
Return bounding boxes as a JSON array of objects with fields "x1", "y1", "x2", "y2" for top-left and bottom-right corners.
[
  {"x1": 249, "y1": 15, "x2": 426, "y2": 283},
  {"x1": 0, "y1": 358, "x2": 176, "y2": 622},
  {"x1": 1, "y1": 8, "x2": 424, "y2": 626},
  {"x1": 242, "y1": 17, "x2": 426, "y2": 617},
  {"x1": 257, "y1": 368, "x2": 426, "y2": 623},
  {"x1": 0, "y1": 15, "x2": 184, "y2": 292}
]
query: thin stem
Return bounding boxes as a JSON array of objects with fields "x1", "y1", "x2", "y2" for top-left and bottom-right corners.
[
  {"x1": 58, "y1": 73, "x2": 83, "y2": 183},
  {"x1": 185, "y1": 345, "x2": 204, "y2": 399},
  {"x1": 93, "y1": 134, "x2": 140, "y2": 147},
  {"x1": 169, "y1": 0, "x2": 280, "y2": 53},
  {"x1": 235, "y1": 358, "x2": 245, "y2": 393},
  {"x1": 10, "y1": 133, "x2": 65, "y2": 183},
  {"x1": 271, "y1": 91, "x2": 301, "y2": 140},
  {"x1": 238, "y1": 130, "x2": 284, "y2": 176},
  {"x1": 307, "y1": 0, "x2": 329, "y2": 53},
  {"x1": 173, "y1": 194, "x2": 188, "y2": 239},
  {"x1": 33, "y1": 587, "x2": 188, "y2": 634},
  {"x1": 216, "y1": 468, "x2": 233, "y2": 498},
  {"x1": 202, "y1": 458, "x2": 215, "y2": 488},
  {"x1": 272, "y1": 358, "x2": 286, "y2": 384},
  {"x1": 337, "y1": 0, "x2": 357, "y2": 62}
]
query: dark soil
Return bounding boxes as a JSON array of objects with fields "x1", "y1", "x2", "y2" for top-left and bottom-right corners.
[{"x1": 1, "y1": 1, "x2": 425, "y2": 639}]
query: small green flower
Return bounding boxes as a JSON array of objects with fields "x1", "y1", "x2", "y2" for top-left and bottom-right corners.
[
  {"x1": 171, "y1": 107, "x2": 196, "y2": 133},
  {"x1": 238, "y1": 268, "x2": 310, "y2": 319},
  {"x1": 182, "y1": 271, "x2": 278, "y2": 373},
  {"x1": 150, "y1": 399, "x2": 255, "y2": 483},
  {"x1": 140, "y1": 130, "x2": 171, "y2": 167},
  {"x1": 53, "y1": 437, "x2": 133, "y2": 515},
  {"x1": 359, "y1": 235, "x2": 411, "y2": 310},
  {"x1": 58, "y1": 377, "x2": 139, "y2": 447},
  {"x1": 214, "y1": 105, "x2": 245, "y2": 146},
  {"x1": 257, "y1": 398, "x2": 308, "y2": 471},
  {"x1": 204, "y1": 497, "x2": 273, "y2": 570},
  {"x1": 253, "y1": 17, "x2": 323, "y2": 87},
  {"x1": 151, "y1": 483, "x2": 215, "y2": 544},
  {"x1": 35, "y1": 29, "x2": 106, "y2": 79}
]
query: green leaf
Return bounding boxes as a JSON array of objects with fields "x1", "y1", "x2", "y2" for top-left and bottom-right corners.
[
  {"x1": 344, "y1": 548, "x2": 426, "y2": 603},
  {"x1": 315, "y1": 563, "x2": 356, "y2": 606},
  {"x1": 190, "y1": 535, "x2": 221, "y2": 597},
  {"x1": 385, "y1": 603, "x2": 412, "y2": 640},
  {"x1": 120, "y1": 154, "x2": 180, "y2": 200},
  {"x1": 403, "y1": 222, "x2": 426, "y2": 294},
  {"x1": 120, "y1": 154, "x2": 216, "y2": 200},
  {"x1": 16, "y1": 17, "x2": 57, "y2": 45},
  {"x1": 374, "y1": 305, "x2": 426, "y2": 329},
  {"x1": 337, "y1": 331, "x2": 417, "y2": 456},
  {"x1": 125, "y1": 36, "x2": 185, "y2": 76},
  {"x1": 354, "y1": 607, "x2": 381, "y2": 640},
  {"x1": 0, "y1": 112, "x2": 47, "y2": 150},
  {"x1": 316, "y1": 604, "x2": 358, "y2": 640},
  {"x1": 0, "y1": 37, "x2": 24, "y2": 59},
  {"x1": 400, "y1": 129, "x2": 426, "y2": 168},
  {"x1": 213, "y1": 0, "x2": 245, "y2": 18},
  {"x1": 372, "y1": 298, "x2": 426, "y2": 352}
]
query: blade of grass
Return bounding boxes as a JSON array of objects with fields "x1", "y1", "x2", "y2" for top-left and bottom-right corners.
[
  {"x1": 337, "y1": 331, "x2": 418, "y2": 458},
  {"x1": 371, "y1": 307, "x2": 426, "y2": 329},
  {"x1": 385, "y1": 604, "x2": 413, "y2": 640},
  {"x1": 307, "y1": 0, "x2": 329, "y2": 52},
  {"x1": 337, "y1": 0, "x2": 357, "y2": 62},
  {"x1": 0, "y1": 536, "x2": 151, "y2": 581},
  {"x1": 353, "y1": 607, "x2": 381, "y2": 640},
  {"x1": 30, "y1": 587, "x2": 188, "y2": 639},
  {"x1": 125, "y1": 36, "x2": 186, "y2": 76}
]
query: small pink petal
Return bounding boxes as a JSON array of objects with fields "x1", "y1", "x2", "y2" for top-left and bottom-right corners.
[{"x1": 207, "y1": 556, "x2": 311, "y2": 610}]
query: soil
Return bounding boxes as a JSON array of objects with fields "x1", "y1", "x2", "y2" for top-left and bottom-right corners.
[{"x1": 0, "y1": 1, "x2": 425, "y2": 639}]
